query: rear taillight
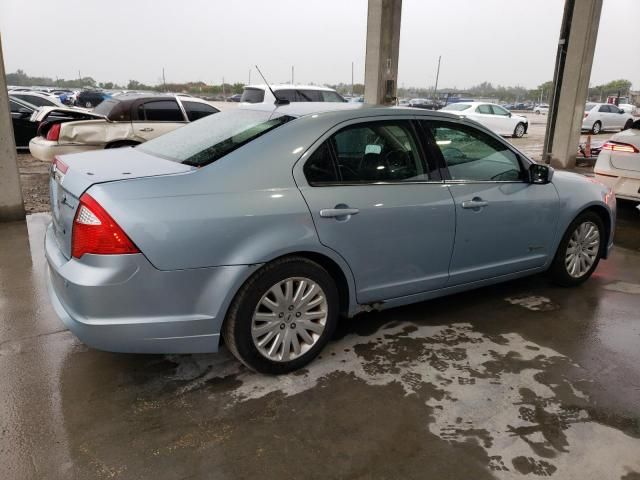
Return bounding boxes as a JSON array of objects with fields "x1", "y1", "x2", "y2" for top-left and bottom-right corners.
[
  {"x1": 602, "y1": 141, "x2": 639, "y2": 154},
  {"x1": 46, "y1": 123, "x2": 61, "y2": 141},
  {"x1": 72, "y1": 194, "x2": 140, "y2": 258}
]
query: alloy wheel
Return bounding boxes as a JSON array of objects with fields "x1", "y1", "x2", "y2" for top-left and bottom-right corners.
[
  {"x1": 251, "y1": 277, "x2": 328, "y2": 362},
  {"x1": 565, "y1": 221, "x2": 600, "y2": 278}
]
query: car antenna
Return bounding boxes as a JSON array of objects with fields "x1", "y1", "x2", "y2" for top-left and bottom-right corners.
[{"x1": 254, "y1": 65, "x2": 289, "y2": 106}]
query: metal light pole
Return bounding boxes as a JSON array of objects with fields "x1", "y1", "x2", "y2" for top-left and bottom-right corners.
[
  {"x1": 351, "y1": 61, "x2": 354, "y2": 96},
  {"x1": 433, "y1": 55, "x2": 441, "y2": 103}
]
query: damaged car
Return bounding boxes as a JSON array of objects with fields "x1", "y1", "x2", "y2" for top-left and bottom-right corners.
[{"x1": 29, "y1": 94, "x2": 219, "y2": 162}]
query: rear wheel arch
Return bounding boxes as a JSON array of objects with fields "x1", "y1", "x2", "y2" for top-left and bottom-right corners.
[{"x1": 105, "y1": 140, "x2": 140, "y2": 149}]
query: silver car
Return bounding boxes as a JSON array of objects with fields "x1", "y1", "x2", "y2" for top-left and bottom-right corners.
[{"x1": 46, "y1": 103, "x2": 615, "y2": 373}]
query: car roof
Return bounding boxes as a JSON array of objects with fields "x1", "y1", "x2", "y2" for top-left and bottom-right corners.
[
  {"x1": 245, "y1": 84, "x2": 337, "y2": 92},
  {"x1": 11, "y1": 91, "x2": 55, "y2": 98}
]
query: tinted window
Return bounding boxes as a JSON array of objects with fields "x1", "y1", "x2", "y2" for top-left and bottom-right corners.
[
  {"x1": 430, "y1": 123, "x2": 523, "y2": 182},
  {"x1": 304, "y1": 142, "x2": 338, "y2": 184},
  {"x1": 490, "y1": 105, "x2": 509, "y2": 116},
  {"x1": 138, "y1": 109, "x2": 293, "y2": 166},
  {"x1": 609, "y1": 105, "x2": 621, "y2": 113},
  {"x1": 10, "y1": 100, "x2": 25, "y2": 112},
  {"x1": 93, "y1": 99, "x2": 120, "y2": 116},
  {"x1": 305, "y1": 121, "x2": 426, "y2": 184},
  {"x1": 476, "y1": 104, "x2": 493, "y2": 114},
  {"x1": 321, "y1": 91, "x2": 346, "y2": 102},
  {"x1": 15, "y1": 94, "x2": 56, "y2": 107},
  {"x1": 182, "y1": 101, "x2": 218, "y2": 121},
  {"x1": 585, "y1": 103, "x2": 597, "y2": 112},
  {"x1": 138, "y1": 100, "x2": 184, "y2": 121},
  {"x1": 598, "y1": 105, "x2": 610, "y2": 113},
  {"x1": 241, "y1": 88, "x2": 265, "y2": 103}
]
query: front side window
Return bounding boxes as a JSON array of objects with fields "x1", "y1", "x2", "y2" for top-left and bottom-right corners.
[
  {"x1": 491, "y1": 105, "x2": 510, "y2": 116},
  {"x1": 304, "y1": 121, "x2": 427, "y2": 185},
  {"x1": 428, "y1": 122, "x2": 524, "y2": 182},
  {"x1": 476, "y1": 104, "x2": 493, "y2": 114},
  {"x1": 321, "y1": 91, "x2": 345, "y2": 102},
  {"x1": 182, "y1": 101, "x2": 218, "y2": 121},
  {"x1": 598, "y1": 105, "x2": 611, "y2": 113},
  {"x1": 138, "y1": 100, "x2": 184, "y2": 122}
]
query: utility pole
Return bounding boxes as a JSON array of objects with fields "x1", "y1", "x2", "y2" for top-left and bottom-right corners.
[
  {"x1": 433, "y1": 55, "x2": 441, "y2": 103},
  {"x1": 351, "y1": 61, "x2": 354, "y2": 96},
  {"x1": 222, "y1": 77, "x2": 226, "y2": 98},
  {"x1": 162, "y1": 68, "x2": 166, "y2": 92},
  {"x1": 291, "y1": 65, "x2": 294, "y2": 85},
  {"x1": 248, "y1": 68, "x2": 251, "y2": 85},
  {"x1": 0, "y1": 35, "x2": 25, "y2": 221}
]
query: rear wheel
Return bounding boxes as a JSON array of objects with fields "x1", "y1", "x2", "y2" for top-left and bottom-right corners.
[
  {"x1": 591, "y1": 121, "x2": 602, "y2": 135},
  {"x1": 548, "y1": 211, "x2": 604, "y2": 287},
  {"x1": 223, "y1": 257, "x2": 339, "y2": 374},
  {"x1": 513, "y1": 123, "x2": 526, "y2": 138},
  {"x1": 623, "y1": 119, "x2": 633, "y2": 130}
]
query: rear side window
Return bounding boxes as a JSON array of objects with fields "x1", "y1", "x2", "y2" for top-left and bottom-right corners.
[
  {"x1": 241, "y1": 88, "x2": 265, "y2": 103},
  {"x1": 10, "y1": 100, "x2": 26, "y2": 112},
  {"x1": 182, "y1": 101, "x2": 218, "y2": 121},
  {"x1": 304, "y1": 121, "x2": 427, "y2": 185},
  {"x1": 138, "y1": 100, "x2": 184, "y2": 122}
]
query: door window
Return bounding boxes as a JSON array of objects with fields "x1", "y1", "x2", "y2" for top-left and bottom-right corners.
[
  {"x1": 137, "y1": 100, "x2": 184, "y2": 122},
  {"x1": 476, "y1": 104, "x2": 493, "y2": 114},
  {"x1": 428, "y1": 122, "x2": 524, "y2": 182},
  {"x1": 304, "y1": 121, "x2": 427, "y2": 185},
  {"x1": 598, "y1": 105, "x2": 611, "y2": 113},
  {"x1": 15, "y1": 94, "x2": 56, "y2": 107},
  {"x1": 490, "y1": 105, "x2": 510, "y2": 116},
  {"x1": 182, "y1": 101, "x2": 219, "y2": 121}
]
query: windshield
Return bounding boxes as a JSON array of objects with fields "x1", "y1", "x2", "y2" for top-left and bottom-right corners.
[
  {"x1": 138, "y1": 109, "x2": 294, "y2": 167},
  {"x1": 93, "y1": 98, "x2": 120, "y2": 116},
  {"x1": 442, "y1": 103, "x2": 471, "y2": 111}
]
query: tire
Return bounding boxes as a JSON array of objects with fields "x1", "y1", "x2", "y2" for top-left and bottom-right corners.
[
  {"x1": 548, "y1": 211, "x2": 604, "y2": 287},
  {"x1": 105, "y1": 140, "x2": 140, "y2": 149},
  {"x1": 623, "y1": 119, "x2": 633, "y2": 130},
  {"x1": 513, "y1": 123, "x2": 526, "y2": 138},
  {"x1": 591, "y1": 121, "x2": 602, "y2": 135},
  {"x1": 223, "y1": 256, "x2": 339, "y2": 374}
]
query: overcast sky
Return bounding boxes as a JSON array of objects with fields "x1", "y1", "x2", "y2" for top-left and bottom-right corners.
[{"x1": 1, "y1": 0, "x2": 638, "y2": 89}]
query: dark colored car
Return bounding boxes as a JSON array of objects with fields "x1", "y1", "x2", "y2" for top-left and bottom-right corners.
[
  {"x1": 76, "y1": 90, "x2": 112, "y2": 108},
  {"x1": 227, "y1": 94, "x2": 242, "y2": 102},
  {"x1": 9, "y1": 97, "x2": 38, "y2": 148}
]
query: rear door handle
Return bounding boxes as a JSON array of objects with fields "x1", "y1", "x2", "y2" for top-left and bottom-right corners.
[
  {"x1": 461, "y1": 198, "x2": 488, "y2": 209},
  {"x1": 139, "y1": 127, "x2": 154, "y2": 132},
  {"x1": 320, "y1": 208, "x2": 360, "y2": 218}
]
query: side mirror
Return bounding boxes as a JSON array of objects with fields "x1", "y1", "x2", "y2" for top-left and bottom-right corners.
[
  {"x1": 529, "y1": 163, "x2": 553, "y2": 184},
  {"x1": 619, "y1": 110, "x2": 624, "y2": 114},
  {"x1": 508, "y1": 112, "x2": 512, "y2": 117}
]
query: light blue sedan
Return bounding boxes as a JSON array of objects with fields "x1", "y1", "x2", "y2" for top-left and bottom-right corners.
[{"x1": 46, "y1": 103, "x2": 615, "y2": 373}]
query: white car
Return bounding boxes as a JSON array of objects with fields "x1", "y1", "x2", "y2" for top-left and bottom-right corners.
[
  {"x1": 441, "y1": 102, "x2": 529, "y2": 138},
  {"x1": 582, "y1": 102, "x2": 635, "y2": 135},
  {"x1": 240, "y1": 84, "x2": 346, "y2": 104},
  {"x1": 29, "y1": 94, "x2": 219, "y2": 162},
  {"x1": 534, "y1": 104, "x2": 549, "y2": 115},
  {"x1": 618, "y1": 103, "x2": 637, "y2": 115},
  {"x1": 594, "y1": 121, "x2": 640, "y2": 202},
  {"x1": 10, "y1": 91, "x2": 66, "y2": 108}
]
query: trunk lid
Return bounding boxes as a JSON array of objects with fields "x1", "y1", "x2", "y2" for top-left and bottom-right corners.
[
  {"x1": 30, "y1": 106, "x2": 104, "y2": 123},
  {"x1": 50, "y1": 147, "x2": 193, "y2": 259},
  {"x1": 609, "y1": 129, "x2": 640, "y2": 172}
]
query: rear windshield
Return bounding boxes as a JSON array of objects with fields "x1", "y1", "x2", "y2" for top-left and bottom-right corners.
[
  {"x1": 138, "y1": 109, "x2": 294, "y2": 167},
  {"x1": 241, "y1": 88, "x2": 265, "y2": 103},
  {"x1": 585, "y1": 103, "x2": 597, "y2": 111},
  {"x1": 442, "y1": 104, "x2": 471, "y2": 111},
  {"x1": 93, "y1": 99, "x2": 120, "y2": 116}
]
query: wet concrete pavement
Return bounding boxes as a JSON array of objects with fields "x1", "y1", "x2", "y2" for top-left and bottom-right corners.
[{"x1": 1, "y1": 205, "x2": 639, "y2": 480}]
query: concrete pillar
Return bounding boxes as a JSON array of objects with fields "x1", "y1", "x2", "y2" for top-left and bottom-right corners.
[
  {"x1": 544, "y1": 0, "x2": 602, "y2": 169},
  {"x1": 364, "y1": 0, "x2": 402, "y2": 105},
  {"x1": 0, "y1": 36, "x2": 25, "y2": 221}
]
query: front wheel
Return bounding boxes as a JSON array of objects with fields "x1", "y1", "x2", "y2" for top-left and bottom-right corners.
[
  {"x1": 591, "y1": 121, "x2": 602, "y2": 135},
  {"x1": 513, "y1": 123, "x2": 526, "y2": 138},
  {"x1": 623, "y1": 119, "x2": 633, "y2": 130},
  {"x1": 223, "y1": 257, "x2": 339, "y2": 374},
  {"x1": 548, "y1": 211, "x2": 604, "y2": 287}
]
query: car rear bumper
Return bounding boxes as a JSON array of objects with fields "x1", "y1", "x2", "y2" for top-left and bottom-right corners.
[
  {"x1": 594, "y1": 172, "x2": 640, "y2": 202},
  {"x1": 29, "y1": 137, "x2": 103, "y2": 162},
  {"x1": 45, "y1": 223, "x2": 258, "y2": 354}
]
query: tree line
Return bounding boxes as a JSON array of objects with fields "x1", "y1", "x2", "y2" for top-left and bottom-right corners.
[{"x1": 6, "y1": 69, "x2": 633, "y2": 103}]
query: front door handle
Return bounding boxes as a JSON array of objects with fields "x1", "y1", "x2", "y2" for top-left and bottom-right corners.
[
  {"x1": 139, "y1": 127, "x2": 154, "y2": 132},
  {"x1": 461, "y1": 198, "x2": 488, "y2": 209},
  {"x1": 320, "y1": 208, "x2": 360, "y2": 218}
]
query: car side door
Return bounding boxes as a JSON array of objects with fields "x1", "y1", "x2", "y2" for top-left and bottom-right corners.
[
  {"x1": 473, "y1": 104, "x2": 501, "y2": 133},
  {"x1": 607, "y1": 105, "x2": 624, "y2": 129},
  {"x1": 490, "y1": 104, "x2": 515, "y2": 135},
  {"x1": 598, "y1": 104, "x2": 614, "y2": 130},
  {"x1": 131, "y1": 99, "x2": 187, "y2": 142},
  {"x1": 294, "y1": 117, "x2": 456, "y2": 303},
  {"x1": 421, "y1": 119, "x2": 560, "y2": 285}
]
